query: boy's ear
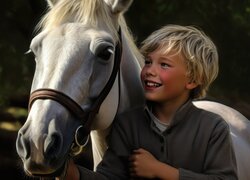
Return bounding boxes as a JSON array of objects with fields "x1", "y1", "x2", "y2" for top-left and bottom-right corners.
[
  {"x1": 47, "y1": 0, "x2": 59, "y2": 8},
  {"x1": 186, "y1": 82, "x2": 198, "y2": 90},
  {"x1": 104, "y1": 0, "x2": 133, "y2": 14}
]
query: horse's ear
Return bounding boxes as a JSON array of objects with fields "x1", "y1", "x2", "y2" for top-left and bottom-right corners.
[
  {"x1": 104, "y1": 0, "x2": 133, "y2": 14},
  {"x1": 47, "y1": 0, "x2": 59, "y2": 8}
]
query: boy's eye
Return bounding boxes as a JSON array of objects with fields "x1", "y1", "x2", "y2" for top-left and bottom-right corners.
[
  {"x1": 161, "y1": 63, "x2": 170, "y2": 68},
  {"x1": 144, "y1": 58, "x2": 152, "y2": 65}
]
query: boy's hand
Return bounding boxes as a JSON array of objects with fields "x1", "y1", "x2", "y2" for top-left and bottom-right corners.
[
  {"x1": 130, "y1": 148, "x2": 179, "y2": 180},
  {"x1": 129, "y1": 148, "x2": 159, "y2": 178},
  {"x1": 56, "y1": 159, "x2": 80, "y2": 180}
]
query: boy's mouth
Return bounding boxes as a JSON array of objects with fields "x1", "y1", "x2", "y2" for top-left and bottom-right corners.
[{"x1": 145, "y1": 80, "x2": 161, "y2": 88}]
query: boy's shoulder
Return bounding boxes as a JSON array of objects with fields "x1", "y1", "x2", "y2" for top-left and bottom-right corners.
[
  {"x1": 191, "y1": 102, "x2": 230, "y2": 129},
  {"x1": 114, "y1": 105, "x2": 148, "y2": 126}
]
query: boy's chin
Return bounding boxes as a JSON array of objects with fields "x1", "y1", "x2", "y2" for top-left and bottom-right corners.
[{"x1": 144, "y1": 93, "x2": 158, "y2": 101}]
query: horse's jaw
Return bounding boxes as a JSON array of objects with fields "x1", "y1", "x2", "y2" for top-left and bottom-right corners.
[
  {"x1": 16, "y1": 100, "x2": 80, "y2": 177},
  {"x1": 91, "y1": 75, "x2": 119, "y2": 130}
]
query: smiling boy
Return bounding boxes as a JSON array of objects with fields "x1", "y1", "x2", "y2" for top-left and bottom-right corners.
[
  {"x1": 126, "y1": 24, "x2": 238, "y2": 179},
  {"x1": 64, "y1": 24, "x2": 238, "y2": 180}
]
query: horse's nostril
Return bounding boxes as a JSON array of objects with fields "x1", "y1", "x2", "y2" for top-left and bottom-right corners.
[
  {"x1": 44, "y1": 132, "x2": 63, "y2": 159},
  {"x1": 16, "y1": 131, "x2": 31, "y2": 160}
]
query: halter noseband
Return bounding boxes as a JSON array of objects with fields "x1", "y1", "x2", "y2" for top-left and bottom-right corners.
[{"x1": 28, "y1": 29, "x2": 122, "y2": 148}]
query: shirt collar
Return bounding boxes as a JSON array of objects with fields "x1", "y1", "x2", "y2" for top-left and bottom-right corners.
[
  {"x1": 145, "y1": 107, "x2": 169, "y2": 132},
  {"x1": 145, "y1": 99, "x2": 194, "y2": 130}
]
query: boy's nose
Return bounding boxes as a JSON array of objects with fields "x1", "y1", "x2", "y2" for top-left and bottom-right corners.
[{"x1": 146, "y1": 66, "x2": 157, "y2": 76}]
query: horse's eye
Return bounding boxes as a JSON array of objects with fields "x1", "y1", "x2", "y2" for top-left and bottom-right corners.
[{"x1": 97, "y1": 47, "x2": 113, "y2": 61}]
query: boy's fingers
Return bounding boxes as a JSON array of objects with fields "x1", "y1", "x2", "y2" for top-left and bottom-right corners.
[{"x1": 133, "y1": 148, "x2": 145, "y2": 154}]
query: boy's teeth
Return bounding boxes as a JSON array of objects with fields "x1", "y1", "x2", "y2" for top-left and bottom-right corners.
[{"x1": 146, "y1": 82, "x2": 160, "y2": 87}]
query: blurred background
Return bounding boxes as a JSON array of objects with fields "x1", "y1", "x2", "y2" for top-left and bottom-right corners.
[{"x1": 0, "y1": 0, "x2": 249, "y2": 179}]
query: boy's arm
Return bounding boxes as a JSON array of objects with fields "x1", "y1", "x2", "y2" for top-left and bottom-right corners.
[
  {"x1": 63, "y1": 147, "x2": 130, "y2": 180},
  {"x1": 63, "y1": 115, "x2": 133, "y2": 180},
  {"x1": 62, "y1": 159, "x2": 107, "y2": 180}
]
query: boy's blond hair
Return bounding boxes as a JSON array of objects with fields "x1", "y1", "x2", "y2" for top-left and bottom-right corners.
[{"x1": 140, "y1": 24, "x2": 219, "y2": 99}]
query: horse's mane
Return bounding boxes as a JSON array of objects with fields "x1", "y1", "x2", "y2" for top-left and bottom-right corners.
[{"x1": 37, "y1": 0, "x2": 143, "y2": 66}]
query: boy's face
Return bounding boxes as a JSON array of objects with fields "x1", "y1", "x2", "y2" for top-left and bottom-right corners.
[{"x1": 141, "y1": 49, "x2": 196, "y2": 104}]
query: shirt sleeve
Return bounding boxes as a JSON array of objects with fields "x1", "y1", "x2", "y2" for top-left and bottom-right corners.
[
  {"x1": 77, "y1": 166, "x2": 108, "y2": 180},
  {"x1": 77, "y1": 116, "x2": 131, "y2": 180},
  {"x1": 95, "y1": 116, "x2": 132, "y2": 180},
  {"x1": 179, "y1": 119, "x2": 238, "y2": 180}
]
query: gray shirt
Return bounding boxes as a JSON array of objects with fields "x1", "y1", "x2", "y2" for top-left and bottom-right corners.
[{"x1": 79, "y1": 100, "x2": 238, "y2": 180}]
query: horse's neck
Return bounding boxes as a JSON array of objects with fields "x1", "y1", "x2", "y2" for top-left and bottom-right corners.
[{"x1": 117, "y1": 32, "x2": 145, "y2": 114}]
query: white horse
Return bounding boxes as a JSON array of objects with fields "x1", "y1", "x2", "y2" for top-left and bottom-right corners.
[
  {"x1": 15, "y1": 0, "x2": 250, "y2": 179},
  {"x1": 16, "y1": 0, "x2": 144, "y2": 177}
]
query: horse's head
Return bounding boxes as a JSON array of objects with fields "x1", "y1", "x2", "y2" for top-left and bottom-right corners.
[{"x1": 16, "y1": 0, "x2": 141, "y2": 177}]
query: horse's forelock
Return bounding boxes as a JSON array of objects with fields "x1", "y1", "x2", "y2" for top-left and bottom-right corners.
[
  {"x1": 38, "y1": 0, "x2": 116, "y2": 38},
  {"x1": 36, "y1": 0, "x2": 143, "y2": 67}
]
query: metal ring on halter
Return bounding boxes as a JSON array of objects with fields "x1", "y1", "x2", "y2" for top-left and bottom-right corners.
[
  {"x1": 70, "y1": 125, "x2": 90, "y2": 156},
  {"x1": 75, "y1": 125, "x2": 90, "y2": 147}
]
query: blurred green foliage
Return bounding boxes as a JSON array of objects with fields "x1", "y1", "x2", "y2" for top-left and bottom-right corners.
[
  {"x1": 0, "y1": 0, "x2": 249, "y2": 116},
  {"x1": 0, "y1": 0, "x2": 46, "y2": 106},
  {"x1": 125, "y1": 0, "x2": 250, "y2": 103}
]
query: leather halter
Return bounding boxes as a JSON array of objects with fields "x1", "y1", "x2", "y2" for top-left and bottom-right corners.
[{"x1": 28, "y1": 29, "x2": 122, "y2": 138}]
